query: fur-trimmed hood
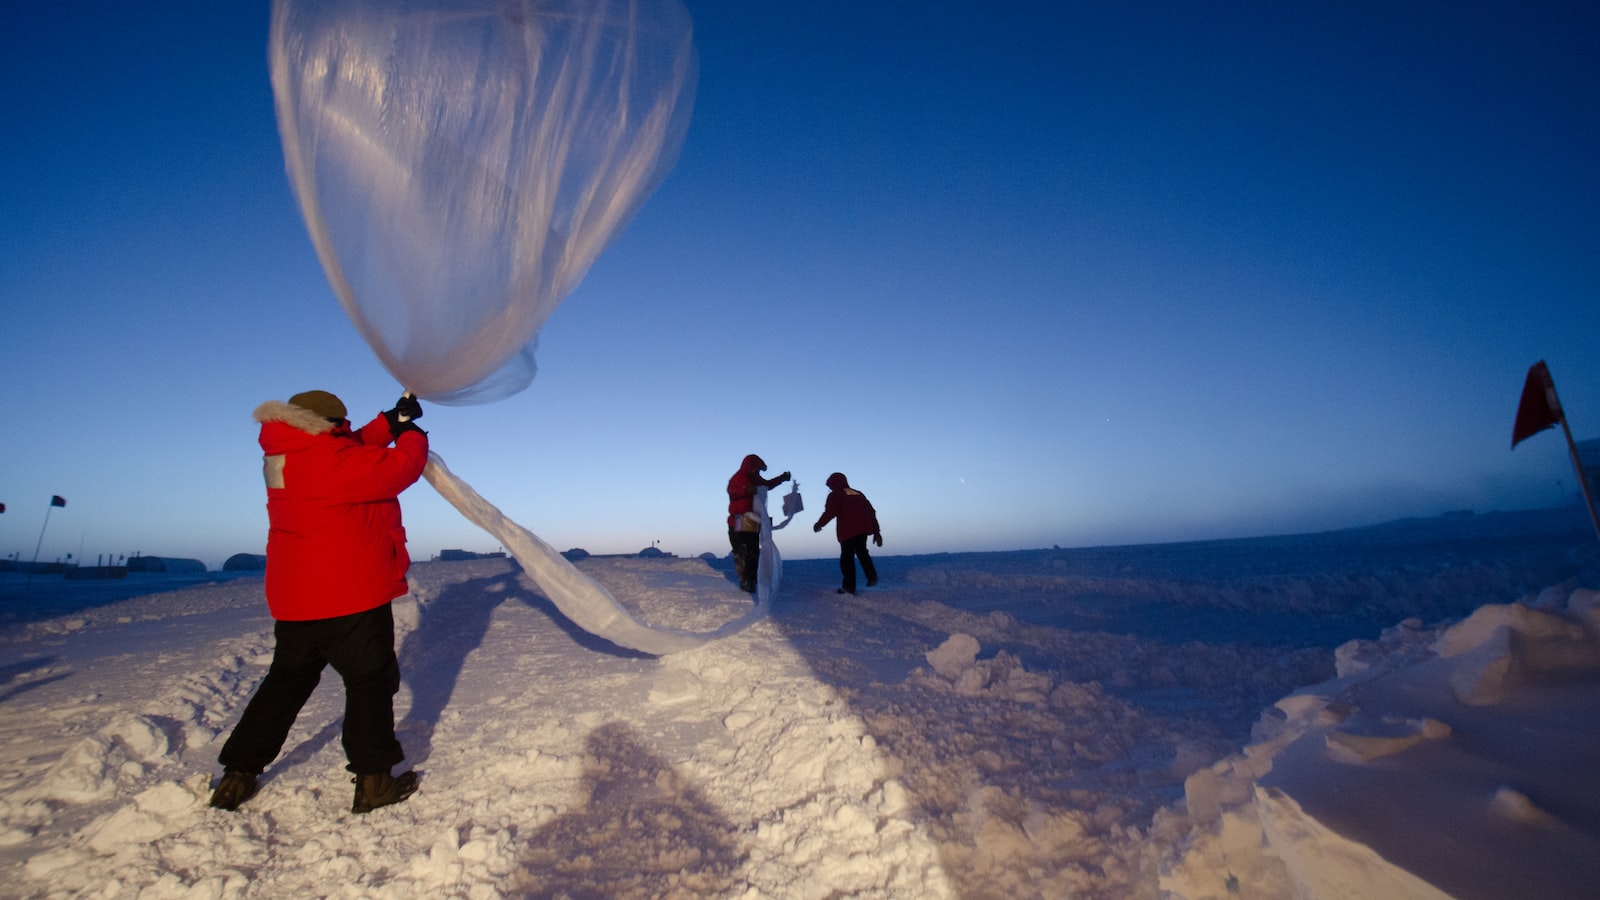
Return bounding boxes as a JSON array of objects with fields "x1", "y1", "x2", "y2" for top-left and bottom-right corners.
[
  {"x1": 254, "y1": 400, "x2": 339, "y2": 436},
  {"x1": 255, "y1": 399, "x2": 349, "y2": 458}
]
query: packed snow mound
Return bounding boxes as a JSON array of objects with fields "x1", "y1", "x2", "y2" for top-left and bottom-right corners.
[
  {"x1": 1433, "y1": 596, "x2": 1600, "y2": 705},
  {"x1": 1160, "y1": 585, "x2": 1600, "y2": 900}
]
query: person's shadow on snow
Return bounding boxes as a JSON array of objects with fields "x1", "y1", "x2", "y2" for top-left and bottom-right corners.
[
  {"x1": 397, "y1": 566, "x2": 651, "y2": 766},
  {"x1": 0, "y1": 656, "x2": 68, "y2": 704},
  {"x1": 274, "y1": 564, "x2": 652, "y2": 775},
  {"x1": 509, "y1": 583, "x2": 658, "y2": 660},
  {"x1": 508, "y1": 721, "x2": 746, "y2": 896},
  {"x1": 393, "y1": 571, "x2": 525, "y2": 766}
]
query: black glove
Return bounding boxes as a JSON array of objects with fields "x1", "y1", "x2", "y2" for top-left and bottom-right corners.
[
  {"x1": 873, "y1": 533, "x2": 883, "y2": 547},
  {"x1": 394, "y1": 393, "x2": 423, "y2": 422},
  {"x1": 383, "y1": 406, "x2": 427, "y2": 439},
  {"x1": 813, "y1": 523, "x2": 823, "y2": 533}
]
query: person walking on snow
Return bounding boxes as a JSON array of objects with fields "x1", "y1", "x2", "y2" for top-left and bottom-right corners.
[
  {"x1": 209, "y1": 389, "x2": 429, "y2": 815},
  {"x1": 813, "y1": 472, "x2": 881, "y2": 595},
  {"x1": 727, "y1": 454, "x2": 790, "y2": 593}
]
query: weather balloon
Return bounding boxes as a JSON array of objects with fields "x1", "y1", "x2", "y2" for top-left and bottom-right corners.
[{"x1": 270, "y1": 0, "x2": 697, "y2": 403}]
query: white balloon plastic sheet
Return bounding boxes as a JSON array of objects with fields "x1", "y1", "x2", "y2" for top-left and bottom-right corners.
[
  {"x1": 269, "y1": 0, "x2": 697, "y2": 403},
  {"x1": 755, "y1": 485, "x2": 782, "y2": 606},
  {"x1": 425, "y1": 454, "x2": 768, "y2": 655}
]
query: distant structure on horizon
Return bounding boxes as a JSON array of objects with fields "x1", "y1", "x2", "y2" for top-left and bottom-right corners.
[
  {"x1": 126, "y1": 554, "x2": 207, "y2": 574},
  {"x1": 553, "y1": 547, "x2": 678, "y2": 561},
  {"x1": 223, "y1": 553, "x2": 267, "y2": 571},
  {"x1": 437, "y1": 549, "x2": 508, "y2": 561}
]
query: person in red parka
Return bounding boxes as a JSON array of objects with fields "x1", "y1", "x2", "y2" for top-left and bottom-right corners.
[
  {"x1": 727, "y1": 454, "x2": 790, "y2": 593},
  {"x1": 209, "y1": 389, "x2": 429, "y2": 815},
  {"x1": 813, "y1": 472, "x2": 882, "y2": 595}
]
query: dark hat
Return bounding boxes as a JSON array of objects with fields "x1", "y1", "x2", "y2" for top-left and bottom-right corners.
[{"x1": 288, "y1": 390, "x2": 347, "y2": 420}]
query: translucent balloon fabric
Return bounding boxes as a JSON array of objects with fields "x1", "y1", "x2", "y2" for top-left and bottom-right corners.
[
  {"x1": 270, "y1": 0, "x2": 697, "y2": 403},
  {"x1": 425, "y1": 453, "x2": 770, "y2": 654}
]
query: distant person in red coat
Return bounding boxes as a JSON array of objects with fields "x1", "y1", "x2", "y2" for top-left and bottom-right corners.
[
  {"x1": 727, "y1": 454, "x2": 790, "y2": 593},
  {"x1": 209, "y1": 389, "x2": 429, "y2": 815},
  {"x1": 813, "y1": 472, "x2": 882, "y2": 595}
]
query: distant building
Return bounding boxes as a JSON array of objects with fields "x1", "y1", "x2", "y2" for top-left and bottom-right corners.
[
  {"x1": 1, "y1": 560, "x2": 69, "y2": 574},
  {"x1": 437, "y1": 549, "x2": 508, "y2": 561},
  {"x1": 223, "y1": 553, "x2": 267, "y2": 571},
  {"x1": 126, "y1": 555, "x2": 208, "y2": 573},
  {"x1": 65, "y1": 565, "x2": 127, "y2": 581}
]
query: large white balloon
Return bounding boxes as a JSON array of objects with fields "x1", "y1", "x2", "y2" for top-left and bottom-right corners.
[{"x1": 270, "y1": 0, "x2": 697, "y2": 403}]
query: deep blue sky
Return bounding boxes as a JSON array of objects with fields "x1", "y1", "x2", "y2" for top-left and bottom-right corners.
[{"x1": 4, "y1": 1, "x2": 1598, "y2": 569}]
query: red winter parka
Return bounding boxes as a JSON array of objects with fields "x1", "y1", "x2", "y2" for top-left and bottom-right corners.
[
  {"x1": 254, "y1": 400, "x2": 429, "y2": 621},
  {"x1": 727, "y1": 454, "x2": 783, "y2": 530},
  {"x1": 815, "y1": 472, "x2": 880, "y2": 542}
]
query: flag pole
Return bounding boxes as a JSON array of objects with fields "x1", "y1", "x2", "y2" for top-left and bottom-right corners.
[
  {"x1": 1555, "y1": 401, "x2": 1600, "y2": 548},
  {"x1": 25, "y1": 502, "x2": 57, "y2": 590}
]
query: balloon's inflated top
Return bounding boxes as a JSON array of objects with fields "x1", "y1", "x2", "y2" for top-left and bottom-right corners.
[{"x1": 270, "y1": 0, "x2": 697, "y2": 403}]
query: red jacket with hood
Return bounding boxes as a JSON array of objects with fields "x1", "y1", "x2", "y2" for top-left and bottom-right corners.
[
  {"x1": 727, "y1": 454, "x2": 782, "y2": 530},
  {"x1": 815, "y1": 472, "x2": 880, "y2": 542},
  {"x1": 255, "y1": 400, "x2": 429, "y2": 621}
]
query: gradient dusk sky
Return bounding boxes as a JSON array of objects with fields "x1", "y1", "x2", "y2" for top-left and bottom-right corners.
[{"x1": 4, "y1": 1, "x2": 1598, "y2": 570}]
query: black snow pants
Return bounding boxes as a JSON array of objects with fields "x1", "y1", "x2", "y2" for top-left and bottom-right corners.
[
  {"x1": 839, "y1": 534, "x2": 878, "y2": 594},
  {"x1": 219, "y1": 603, "x2": 404, "y2": 776},
  {"x1": 729, "y1": 529, "x2": 760, "y2": 593}
]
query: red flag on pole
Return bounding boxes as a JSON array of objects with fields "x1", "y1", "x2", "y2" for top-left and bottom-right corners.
[
  {"x1": 1511, "y1": 360, "x2": 1563, "y2": 448},
  {"x1": 50, "y1": 495, "x2": 67, "y2": 508},
  {"x1": 1511, "y1": 360, "x2": 1600, "y2": 547}
]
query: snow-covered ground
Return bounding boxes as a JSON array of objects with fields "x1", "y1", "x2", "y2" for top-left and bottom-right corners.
[{"x1": 1, "y1": 507, "x2": 1597, "y2": 898}]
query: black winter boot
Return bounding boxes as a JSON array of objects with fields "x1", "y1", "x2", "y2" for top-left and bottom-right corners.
[
  {"x1": 352, "y1": 770, "x2": 419, "y2": 814},
  {"x1": 209, "y1": 769, "x2": 259, "y2": 811}
]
